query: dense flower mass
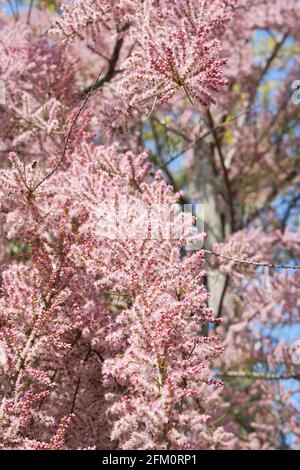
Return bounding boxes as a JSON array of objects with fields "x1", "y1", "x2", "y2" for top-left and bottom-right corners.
[
  {"x1": 0, "y1": 0, "x2": 299, "y2": 451},
  {"x1": 0, "y1": 0, "x2": 231, "y2": 444},
  {"x1": 49, "y1": 0, "x2": 233, "y2": 134},
  {"x1": 0, "y1": 143, "x2": 228, "y2": 449},
  {"x1": 118, "y1": 26, "x2": 228, "y2": 109}
]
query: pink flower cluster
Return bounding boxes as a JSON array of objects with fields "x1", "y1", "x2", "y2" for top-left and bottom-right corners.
[
  {"x1": 0, "y1": 140, "x2": 230, "y2": 448},
  {"x1": 50, "y1": 1, "x2": 234, "y2": 135},
  {"x1": 0, "y1": 3, "x2": 231, "y2": 444},
  {"x1": 2, "y1": 0, "x2": 298, "y2": 451}
]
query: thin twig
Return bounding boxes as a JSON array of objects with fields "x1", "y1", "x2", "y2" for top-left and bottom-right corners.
[
  {"x1": 216, "y1": 273, "x2": 230, "y2": 318},
  {"x1": 159, "y1": 110, "x2": 249, "y2": 170},
  {"x1": 207, "y1": 109, "x2": 235, "y2": 232},
  {"x1": 203, "y1": 249, "x2": 300, "y2": 270},
  {"x1": 70, "y1": 348, "x2": 91, "y2": 414},
  {"x1": 249, "y1": 33, "x2": 288, "y2": 108},
  {"x1": 151, "y1": 115, "x2": 192, "y2": 142},
  {"x1": 222, "y1": 371, "x2": 300, "y2": 381},
  {"x1": 83, "y1": 23, "x2": 129, "y2": 95},
  {"x1": 32, "y1": 69, "x2": 103, "y2": 193},
  {"x1": 26, "y1": 0, "x2": 34, "y2": 25}
]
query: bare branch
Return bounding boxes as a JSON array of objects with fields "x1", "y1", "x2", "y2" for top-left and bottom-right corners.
[
  {"x1": 207, "y1": 109, "x2": 235, "y2": 232},
  {"x1": 222, "y1": 371, "x2": 300, "y2": 381},
  {"x1": 83, "y1": 23, "x2": 129, "y2": 95},
  {"x1": 32, "y1": 69, "x2": 103, "y2": 192},
  {"x1": 203, "y1": 249, "x2": 300, "y2": 270}
]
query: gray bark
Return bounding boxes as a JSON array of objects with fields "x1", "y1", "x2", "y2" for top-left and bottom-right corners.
[{"x1": 189, "y1": 143, "x2": 233, "y2": 317}]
